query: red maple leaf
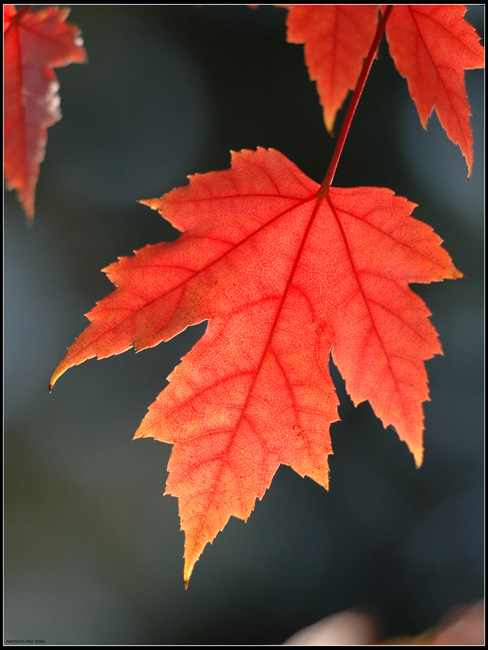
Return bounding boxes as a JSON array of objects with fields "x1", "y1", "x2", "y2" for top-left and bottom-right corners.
[
  {"x1": 384, "y1": 5, "x2": 484, "y2": 177},
  {"x1": 285, "y1": 4, "x2": 484, "y2": 174},
  {"x1": 285, "y1": 5, "x2": 379, "y2": 135},
  {"x1": 3, "y1": 4, "x2": 87, "y2": 220},
  {"x1": 50, "y1": 148, "x2": 461, "y2": 585}
]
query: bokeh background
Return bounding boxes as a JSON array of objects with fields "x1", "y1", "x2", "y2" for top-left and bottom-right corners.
[{"x1": 4, "y1": 5, "x2": 484, "y2": 644}]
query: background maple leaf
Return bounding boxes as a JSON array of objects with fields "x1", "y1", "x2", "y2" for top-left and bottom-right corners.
[
  {"x1": 286, "y1": 4, "x2": 484, "y2": 174},
  {"x1": 385, "y1": 4, "x2": 484, "y2": 178},
  {"x1": 4, "y1": 5, "x2": 484, "y2": 645},
  {"x1": 3, "y1": 4, "x2": 87, "y2": 219},
  {"x1": 285, "y1": 4, "x2": 379, "y2": 135}
]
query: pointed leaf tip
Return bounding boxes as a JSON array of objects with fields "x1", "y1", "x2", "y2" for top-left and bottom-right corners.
[
  {"x1": 138, "y1": 198, "x2": 160, "y2": 210},
  {"x1": 413, "y1": 446, "x2": 424, "y2": 469}
]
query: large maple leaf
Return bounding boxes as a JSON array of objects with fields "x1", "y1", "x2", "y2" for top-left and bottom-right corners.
[
  {"x1": 285, "y1": 4, "x2": 484, "y2": 175},
  {"x1": 50, "y1": 148, "x2": 461, "y2": 585},
  {"x1": 3, "y1": 4, "x2": 87, "y2": 220}
]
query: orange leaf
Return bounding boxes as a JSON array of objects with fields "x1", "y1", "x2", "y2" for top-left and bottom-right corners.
[
  {"x1": 285, "y1": 5, "x2": 379, "y2": 135},
  {"x1": 50, "y1": 148, "x2": 461, "y2": 585},
  {"x1": 385, "y1": 5, "x2": 484, "y2": 177},
  {"x1": 3, "y1": 4, "x2": 87, "y2": 220}
]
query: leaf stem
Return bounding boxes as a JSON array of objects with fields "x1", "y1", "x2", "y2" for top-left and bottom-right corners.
[{"x1": 319, "y1": 5, "x2": 393, "y2": 197}]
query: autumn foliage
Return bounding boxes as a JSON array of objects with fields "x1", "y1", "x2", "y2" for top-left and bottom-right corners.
[
  {"x1": 3, "y1": 4, "x2": 86, "y2": 219},
  {"x1": 286, "y1": 4, "x2": 483, "y2": 175},
  {"x1": 45, "y1": 5, "x2": 484, "y2": 586}
]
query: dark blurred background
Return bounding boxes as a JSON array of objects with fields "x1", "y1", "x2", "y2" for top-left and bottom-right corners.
[{"x1": 4, "y1": 5, "x2": 484, "y2": 644}]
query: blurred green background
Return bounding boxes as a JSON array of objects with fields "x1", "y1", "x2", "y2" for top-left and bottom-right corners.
[{"x1": 4, "y1": 5, "x2": 484, "y2": 644}]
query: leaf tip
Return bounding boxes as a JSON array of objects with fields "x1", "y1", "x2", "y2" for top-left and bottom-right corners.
[
  {"x1": 49, "y1": 367, "x2": 61, "y2": 392},
  {"x1": 49, "y1": 373, "x2": 57, "y2": 392},
  {"x1": 413, "y1": 446, "x2": 424, "y2": 469},
  {"x1": 132, "y1": 423, "x2": 148, "y2": 440},
  {"x1": 25, "y1": 209, "x2": 35, "y2": 226},
  {"x1": 325, "y1": 113, "x2": 335, "y2": 137},
  {"x1": 449, "y1": 264, "x2": 465, "y2": 281},
  {"x1": 24, "y1": 200, "x2": 35, "y2": 222},
  {"x1": 183, "y1": 563, "x2": 194, "y2": 590},
  {"x1": 50, "y1": 352, "x2": 75, "y2": 391},
  {"x1": 138, "y1": 197, "x2": 161, "y2": 211}
]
